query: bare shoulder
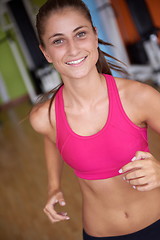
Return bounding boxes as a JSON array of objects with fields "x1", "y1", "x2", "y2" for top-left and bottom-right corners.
[
  {"x1": 115, "y1": 77, "x2": 160, "y2": 129},
  {"x1": 29, "y1": 98, "x2": 56, "y2": 138},
  {"x1": 115, "y1": 77, "x2": 160, "y2": 104}
]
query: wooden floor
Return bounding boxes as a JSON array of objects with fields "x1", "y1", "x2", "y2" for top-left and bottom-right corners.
[
  {"x1": 0, "y1": 101, "x2": 82, "y2": 240},
  {"x1": 0, "y1": 99, "x2": 160, "y2": 240}
]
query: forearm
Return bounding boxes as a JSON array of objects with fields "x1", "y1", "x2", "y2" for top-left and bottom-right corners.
[
  {"x1": 47, "y1": 161, "x2": 64, "y2": 196},
  {"x1": 44, "y1": 136, "x2": 64, "y2": 195},
  {"x1": 43, "y1": 136, "x2": 70, "y2": 223}
]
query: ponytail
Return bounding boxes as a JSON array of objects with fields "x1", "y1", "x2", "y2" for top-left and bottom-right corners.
[{"x1": 97, "y1": 39, "x2": 128, "y2": 75}]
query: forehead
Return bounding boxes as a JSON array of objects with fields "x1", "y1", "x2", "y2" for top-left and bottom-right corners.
[{"x1": 44, "y1": 8, "x2": 92, "y2": 35}]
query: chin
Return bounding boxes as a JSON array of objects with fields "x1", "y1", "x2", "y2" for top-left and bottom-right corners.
[
  {"x1": 71, "y1": 72, "x2": 89, "y2": 80},
  {"x1": 67, "y1": 66, "x2": 96, "y2": 79}
]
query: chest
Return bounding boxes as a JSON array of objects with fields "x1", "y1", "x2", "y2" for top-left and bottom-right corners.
[
  {"x1": 59, "y1": 117, "x2": 149, "y2": 180},
  {"x1": 64, "y1": 99, "x2": 109, "y2": 136}
]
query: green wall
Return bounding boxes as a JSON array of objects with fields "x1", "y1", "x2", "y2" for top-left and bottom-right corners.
[
  {"x1": 0, "y1": 29, "x2": 28, "y2": 104},
  {"x1": 31, "y1": 0, "x2": 46, "y2": 6},
  {"x1": 0, "y1": 0, "x2": 49, "y2": 105},
  {"x1": 0, "y1": 0, "x2": 45, "y2": 105}
]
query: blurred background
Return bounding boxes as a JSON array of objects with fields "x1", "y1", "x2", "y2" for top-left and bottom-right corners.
[{"x1": 0, "y1": 0, "x2": 160, "y2": 240}]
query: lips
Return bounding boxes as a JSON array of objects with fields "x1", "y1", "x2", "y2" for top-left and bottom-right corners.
[{"x1": 66, "y1": 56, "x2": 87, "y2": 65}]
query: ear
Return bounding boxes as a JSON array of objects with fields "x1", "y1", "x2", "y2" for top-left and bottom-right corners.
[
  {"x1": 39, "y1": 44, "x2": 52, "y2": 63},
  {"x1": 94, "y1": 27, "x2": 98, "y2": 35}
]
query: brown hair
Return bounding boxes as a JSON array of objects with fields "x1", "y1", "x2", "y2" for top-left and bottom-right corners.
[{"x1": 36, "y1": 0, "x2": 128, "y2": 123}]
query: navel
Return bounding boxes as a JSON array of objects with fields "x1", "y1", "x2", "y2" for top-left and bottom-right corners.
[{"x1": 124, "y1": 212, "x2": 129, "y2": 218}]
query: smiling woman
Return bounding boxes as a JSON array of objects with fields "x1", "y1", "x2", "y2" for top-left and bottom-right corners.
[
  {"x1": 29, "y1": 0, "x2": 160, "y2": 240},
  {"x1": 39, "y1": 8, "x2": 99, "y2": 80}
]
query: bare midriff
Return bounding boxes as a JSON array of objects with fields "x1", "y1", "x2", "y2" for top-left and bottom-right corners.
[{"x1": 78, "y1": 175, "x2": 160, "y2": 237}]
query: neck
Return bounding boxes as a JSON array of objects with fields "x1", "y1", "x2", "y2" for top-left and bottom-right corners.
[{"x1": 61, "y1": 70, "x2": 106, "y2": 108}]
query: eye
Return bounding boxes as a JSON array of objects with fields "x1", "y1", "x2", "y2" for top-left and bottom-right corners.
[
  {"x1": 77, "y1": 31, "x2": 86, "y2": 38},
  {"x1": 53, "y1": 39, "x2": 64, "y2": 45}
]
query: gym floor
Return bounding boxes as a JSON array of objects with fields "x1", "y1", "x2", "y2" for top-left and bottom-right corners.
[{"x1": 0, "y1": 92, "x2": 160, "y2": 240}]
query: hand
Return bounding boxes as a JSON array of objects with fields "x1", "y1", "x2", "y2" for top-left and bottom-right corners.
[
  {"x1": 119, "y1": 151, "x2": 160, "y2": 191},
  {"x1": 43, "y1": 191, "x2": 70, "y2": 223}
]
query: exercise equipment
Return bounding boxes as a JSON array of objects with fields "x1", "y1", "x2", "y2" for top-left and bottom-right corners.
[{"x1": 126, "y1": 0, "x2": 160, "y2": 85}]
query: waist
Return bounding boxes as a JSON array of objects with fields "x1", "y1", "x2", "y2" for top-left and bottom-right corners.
[
  {"x1": 83, "y1": 219, "x2": 160, "y2": 239},
  {"x1": 79, "y1": 176, "x2": 160, "y2": 237}
]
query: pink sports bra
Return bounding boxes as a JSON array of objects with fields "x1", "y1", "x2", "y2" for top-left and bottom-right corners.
[{"x1": 55, "y1": 74, "x2": 149, "y2": 180}]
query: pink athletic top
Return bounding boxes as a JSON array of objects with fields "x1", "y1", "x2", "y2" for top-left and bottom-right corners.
[{"x1": 55, "y1": 74, "x2": 149, "y2": 180}]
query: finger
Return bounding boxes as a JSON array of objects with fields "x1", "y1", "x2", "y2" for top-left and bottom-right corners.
[
  {"x1": 119, "y1": 160, "x2": 144, "y2": 174},
  {"x1": 43, "y1": 208, "x2": 60, "y2": 223},
  {"x1": 56, "y1": 192, "x2": 66, "y2": 206},
  {"x1": 47, "y1": 197, "x2": 58, "y2": 206},
  {"x1": 125, "y1": 169, "x2": 145, "y2": 180},
  {"x1": 58, "y1": 212, "x2": 68, "y2": 216},
  {"x1": 134, "y1": 183, "x2": 155, "y2": 192},
  {"x1": 58, "y1": 199, "x2": 66, "y2": 206},
  {"x1": 135, "y1": 151, "x2": 152, "y2": 160},
  {"x1": 129, "y1": 177, "x2": 148, "y2": 186},
  {"x1": 46, "y1": 208, "x2": 69, "y2": 221},
  {"x1": 119, "y1": 152, "x2": 152, "y2": 174},
  {"x1": 44, "y1": 205, "x2": 69, "y2": 221},
  {"x1": 48, "y1": 209, "x2": 69, "y2": 221}
]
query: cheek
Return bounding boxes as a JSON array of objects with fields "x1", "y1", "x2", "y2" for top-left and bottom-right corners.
[
  {"x1": 94, "y1": 49, "x2": 99, "y2": 65},
  {"x1": 49, "y1": 48, "x2": 65, "y2": 63},
  {"x1": 90, "y1": 41, "x2": 99, "y2": 59},
  {"x1": 88, "y1": 38, "x2": 98, "y2": 53},
  {"x1": 51, "y1": 51, "x2": 66, "y2": 72}
]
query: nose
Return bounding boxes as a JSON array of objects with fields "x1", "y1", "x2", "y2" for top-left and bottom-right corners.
[{"x1": 67, "y1": 39, "x2": 79, "y2": 56}]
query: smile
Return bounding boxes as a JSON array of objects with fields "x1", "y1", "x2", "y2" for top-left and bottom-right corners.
[{"x1": 66, "y1": 56, "x2": 87, "y2": 65}]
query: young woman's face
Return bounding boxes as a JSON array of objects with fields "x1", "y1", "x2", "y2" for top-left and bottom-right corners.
[{"x1": 40, "y1": 8, "x2": 99, "y2": 80}]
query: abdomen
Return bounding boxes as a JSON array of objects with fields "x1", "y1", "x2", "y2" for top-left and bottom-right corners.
[{"x1": 78, "y1": 175, "x2": 160, "y2": 237}]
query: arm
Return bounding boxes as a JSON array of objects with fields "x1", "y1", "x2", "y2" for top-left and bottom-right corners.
[
  {"x1": 29, "y1": 102, "x2": 70, "y2": 222},
  {"x1": 120, "y1": 83, "x2": 160, "y2": 191},
  {"x1": 44, "y1": 136, "x2": 64, "y2": 196},
  {"x1": 43, "y1": 136, "x2": 70, "y2": 222}
]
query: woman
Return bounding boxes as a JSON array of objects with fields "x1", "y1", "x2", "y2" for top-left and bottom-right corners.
[{"x1": 30, "y1": 0, "x2": 160, "y2": 239}]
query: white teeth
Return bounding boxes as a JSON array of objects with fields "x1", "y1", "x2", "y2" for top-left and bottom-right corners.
[{"x1": 66, "y1": 57, "x2": 85, "y2": 65}]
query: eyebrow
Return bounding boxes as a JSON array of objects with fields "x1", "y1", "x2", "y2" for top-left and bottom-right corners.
[{"x1": 48, "y1": 26, "x2": 88, "y2": 39}]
